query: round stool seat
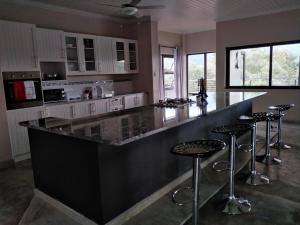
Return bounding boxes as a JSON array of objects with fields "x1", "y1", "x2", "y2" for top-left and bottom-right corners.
[
  {"x1": 269, "y1": 104, "x2": 295, "y2": 112},
  {"x1": 212, "y1": 124, "x2": 252, "y2": 135},
  {"x1": 239, "y1": 112, "x2": 271, "y2": 123},
  {"x1": 269, "y1": 113, "x2": 283, "y2": 121},
  {"x1": 172, "y1": 140, "x2": 226, "y2": 158}
]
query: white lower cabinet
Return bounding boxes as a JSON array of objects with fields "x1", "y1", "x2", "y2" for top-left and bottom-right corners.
[
  {"x1": 124, "y1": 93, "x2": 146, "y2": 109},
  {"x1": 6, "y1": 93, "x2": 146, "y2": 162},
  {"x1": 6, "y1": 106, "x2": 45, "y2": 161},
  {"x1": 47, "y1": 99, "x2": 110, "y2": 119}
]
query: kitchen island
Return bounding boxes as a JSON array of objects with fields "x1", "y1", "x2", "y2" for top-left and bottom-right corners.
[{"x1": 21, "y1": 92, "x2": 265, "y2": 225}]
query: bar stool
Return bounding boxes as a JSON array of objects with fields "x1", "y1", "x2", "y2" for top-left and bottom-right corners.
[
  {"x1": 212, "y1": 124, "x2": 252, "y2": 215},
  {"x1": 256, "y1": 113, "x2": 282, "y2": 165},
  {"x1": 269, "y1": 104, "x2": 295, "y2": 149},
  {"x1": 239, "y1": 113, "x2": 270, "y2": 185},
  {"x1": 171, "y1": 139, "x2": 226, "y2": 225}
]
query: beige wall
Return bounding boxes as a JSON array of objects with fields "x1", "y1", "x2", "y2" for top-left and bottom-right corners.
[
  {"x1": 216, "y1": 9, "x2": 300, "y2": 121},
  {"x1": 185, "y1": 30, "x2": 216, "y2": 54}
]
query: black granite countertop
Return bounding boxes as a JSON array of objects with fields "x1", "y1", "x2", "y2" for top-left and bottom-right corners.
[{"x1": 20, "y1": 92, "x2": 266, "y2": 146}]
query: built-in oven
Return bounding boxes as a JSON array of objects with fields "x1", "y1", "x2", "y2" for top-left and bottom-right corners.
[
  {"x1": 3, "y1": 71, "x2": 43, "y2": 110},
  {"x1": 43, "y1": 88, "x2": 65, "y2": 103}
]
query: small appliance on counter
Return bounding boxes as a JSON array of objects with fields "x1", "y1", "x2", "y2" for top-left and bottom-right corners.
[
  {"x1": 95, "y1": 80, "x2": 114, "y2": 98},
  {"x1": 196, "y1": 78, "x2": 208, "y2": 105},
  {"x1": 3, "y1": 71, "x2": 43, "y2": 110},
  {"x1": 43, "y1": 88, "x2": 65, "y2": 103}
]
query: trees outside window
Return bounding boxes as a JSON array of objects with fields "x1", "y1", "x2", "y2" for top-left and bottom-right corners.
[
  {"x1": 227, "y1": 41, "x2": 300, "y2": 88},
  {"x1": 187, "y1": 53, "x2": 216, "y2": 95}
]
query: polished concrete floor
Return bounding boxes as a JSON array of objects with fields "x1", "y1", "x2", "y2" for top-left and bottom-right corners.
[{"x1": 0, "y1": 122, "x2": 299, "y2": 225}]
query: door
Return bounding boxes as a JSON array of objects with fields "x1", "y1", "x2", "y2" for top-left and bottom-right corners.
[
  {"x1": 124, "y1": 94, "x2": 137, "y2": 109},
  {"x1": 127, "y1": 41, "x2": 138, "y2": 73},
  {"x1": 162, "y1": 54, "x2": 177, "y2": 99},
  {"x1": 65, "y1": 33, "x2": 82, "y2": 74},
  {"x1": 6, "y1": 106, "x2": 45, "y2": 161},
  {"x1": 96, "y1": 36, "x2": 114, "y2": 74},
  {"x1": 0, "y1": 20, "x2": 38, "y2": 71},
  {"x1": 113, "y1": 39, "x2": 126, "y2": 73},
  {"x1": 82, "y1": 36, "x2": 97, "y2": 73},
  {"x1": 36, "y1": 28, "x2": 65, "y2": 62}
]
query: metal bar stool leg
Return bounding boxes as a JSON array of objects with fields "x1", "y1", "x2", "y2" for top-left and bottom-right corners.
[
  {"x1": 246, "y1": 123, "x2": 269, "y2": 185},
  {"x1": 222, "y1": 134, "x2": 251, "y2": 215},
  {"x1": 257, "y1": 118, "x2": 281, "y2": 165},
  {"x1": 192, "y1": 157, "x2": 201, "y2": 225},
  {"x1": 270, "y1": 110, "x2": 291, "y2": 149}
]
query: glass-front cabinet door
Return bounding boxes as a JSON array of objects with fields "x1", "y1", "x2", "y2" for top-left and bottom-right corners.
[
  {"x1": 65, "y1": 33, "x2": 98, "y2": 75},
  {"x1": 127, "y1": 41, "x2": 138, "y2": 73},
  {"x1": 113, "y1": 39, "x2": 139, "y2": 74},
  {"x1": 65, "y1": 35, "x2": 80, "y2": 73},
  {"x1": 114, "y1": 40, "x2": 126, "y2": 73},
  {"x1": 82, "y1": 37, "x2": 96, "y2": 72}
]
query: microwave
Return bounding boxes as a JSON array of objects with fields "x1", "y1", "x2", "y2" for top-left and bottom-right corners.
[{"x1": 43, "y1": 88, "x2": 65, "y2": 103}]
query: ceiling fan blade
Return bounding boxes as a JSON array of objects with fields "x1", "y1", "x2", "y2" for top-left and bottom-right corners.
[
  {"x1": 137, "y1": 5, "x2": 166, "y2": 9},
  {"x1": 129, "y1": 0, "x2": 142, "y2": 6},
  {"x1": 95, "y1": 2, "x2": 121, "y2": 8}
]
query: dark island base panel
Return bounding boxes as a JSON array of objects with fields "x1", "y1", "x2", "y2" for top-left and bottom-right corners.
[{"x1": 28, "y1": 100, "x2": 252, "y2": 225}]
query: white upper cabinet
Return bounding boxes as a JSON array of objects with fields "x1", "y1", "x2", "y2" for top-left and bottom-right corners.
[
  {"x1": 65, "y1": 33, "x2": 98, "y2": 75},
  {"x1": 112, "y1": 38, "x2": 139, "y2": 74},
  {"x1": 127, "y1": 40, "x2": 139, "y2": 73},
  {"x1": 0, "y1": 20, "x2": 38, "y2": 71},
  {"x1": 36, "y1": 28, "x2": 65, "y2": 62},
  {"x1": 96, "y1": 36, "x2": 114, "y2": 74},
  {"x1": 112, "y1": 39, "x2": 127, "y2": 74}
]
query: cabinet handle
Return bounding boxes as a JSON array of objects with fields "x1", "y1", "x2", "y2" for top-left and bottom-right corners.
[
  {"x1": 40, "y1": 110, "x2": 46, "y2": 118},
  {"x1": 61, "y1": 48, "x2": 65, "y2": 58},
  {"x1": 71, "y1": 106, "x2": 76, "y2": 118}
]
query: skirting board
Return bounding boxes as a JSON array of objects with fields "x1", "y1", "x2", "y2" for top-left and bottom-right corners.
[
  {"x1": 0, "y1": 159, "x2": 14, "y2": 170},
  {"x1": 14, "y1": 152, "x2": 31, "y2": 163},
  {"x1": 33, "y1": 189, "x2": 98, "y2": 225}
]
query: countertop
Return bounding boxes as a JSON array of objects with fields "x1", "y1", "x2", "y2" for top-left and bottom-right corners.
[{"x1": 20, "y1": 92, "x2": 266, "y2": 146}]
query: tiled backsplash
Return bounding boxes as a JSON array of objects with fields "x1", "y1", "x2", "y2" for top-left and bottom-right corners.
[{"x1": 42, "y1": 80, "x2": 134, "y2": 100}]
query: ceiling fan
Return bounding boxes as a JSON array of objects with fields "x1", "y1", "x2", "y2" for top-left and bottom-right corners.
[{"x1": 96, "y1": 0, "x2": 165, "y2": 16}]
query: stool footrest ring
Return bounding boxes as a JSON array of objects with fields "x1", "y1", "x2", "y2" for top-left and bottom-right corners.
[
  {"x1": 212, "y1": 161, "x2": 229, "y2": 172},
  {"x1": 172, "y1": 186, "x2": 193, "y2": 207}
]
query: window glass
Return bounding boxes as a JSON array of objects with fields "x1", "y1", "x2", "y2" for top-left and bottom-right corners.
[
  {"x1": 272, "y1": 43, "x2": 300, "y2": 86},
  {"x1": 163, "y1": 56, "x2": 176, "y2": 99},
  {"x1": 207, "y1": 53, "x2": 216, "y2": 91},
  {"x1": 187, "y1": 54, "x2": 204, "y2": 94},
  {"x1": 229, "y1": 47, "x2": 270, "y2": 86}
]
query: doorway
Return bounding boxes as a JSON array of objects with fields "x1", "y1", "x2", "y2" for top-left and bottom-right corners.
[{"x1": 162, "y1": 54, "x2": 177, "y2": 99}]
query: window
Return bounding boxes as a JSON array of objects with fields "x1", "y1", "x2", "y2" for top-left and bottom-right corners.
[
  {"x1": 187, "y1": 53, "x2": 216, "y2": 95},
  {"x1": 227, "y1": 41, "x2": 300, "y2": 88},
  {"x1": 162, "y1": 55, "x2": 177, "y2": 99}
]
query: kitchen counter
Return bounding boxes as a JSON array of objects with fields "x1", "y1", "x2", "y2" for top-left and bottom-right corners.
[
  {"x1": 21, "y1": 91, "x2": 265, "y2": 225},
  {"x1": 22, "y1": 92, "x2": 265, "y2": 146}
]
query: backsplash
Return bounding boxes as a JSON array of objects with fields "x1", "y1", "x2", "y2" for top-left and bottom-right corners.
[
  {"x1": 42, "y1": 79, "x2": 134, "y2": 101},
  {"x1": 42, "y1": 80, "x2": 114, "y2": 100}
]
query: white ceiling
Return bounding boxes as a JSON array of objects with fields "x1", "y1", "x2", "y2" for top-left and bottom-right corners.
[{"x1": 5, "y1": 0, "x2": 300, "y2": 34}]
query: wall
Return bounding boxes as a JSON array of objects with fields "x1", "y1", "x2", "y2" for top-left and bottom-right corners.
[
  {"x1": 185, "y1": 30, "x2": 216, "y2": 54},
  {"x1": 216, "y1": 9, "x2": 300, "y2": 121}
]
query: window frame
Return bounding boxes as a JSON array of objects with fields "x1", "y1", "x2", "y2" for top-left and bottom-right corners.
[
  {"x1": 186, "y1": 52, "x2": 216, "y2": 95},
  {"x1": 226, "y1": 40, "x2": 300, "y2": 89}
]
